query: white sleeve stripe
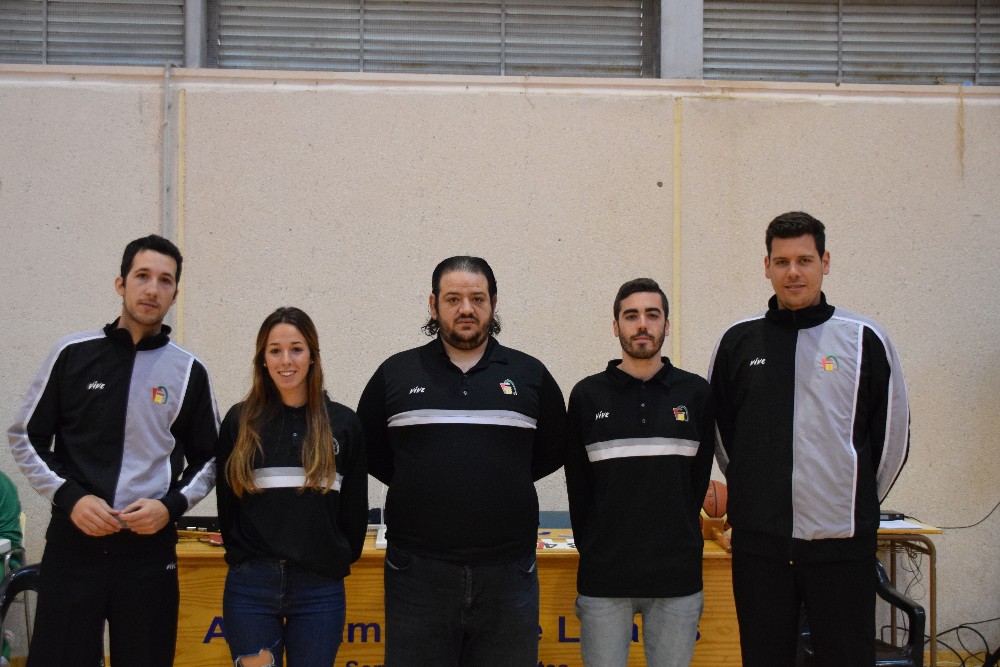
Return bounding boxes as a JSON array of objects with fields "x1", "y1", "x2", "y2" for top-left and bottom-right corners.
[{"x1": 388, "y1": 409, "x2": 537, "y2": 430}]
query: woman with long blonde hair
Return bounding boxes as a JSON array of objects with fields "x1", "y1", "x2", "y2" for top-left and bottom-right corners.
[{"x1": 216, "y1": 307, "x2": 367, "y2": 667}]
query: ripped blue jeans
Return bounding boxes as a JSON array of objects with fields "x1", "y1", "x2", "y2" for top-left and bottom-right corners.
[{"x1": 222, "y1": 559, "x2": 346, "y2": 667}]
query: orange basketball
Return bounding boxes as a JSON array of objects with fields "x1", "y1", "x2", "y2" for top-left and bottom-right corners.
[{"x1": 703, "y1": 480, "x2": 728, "y2": 518}]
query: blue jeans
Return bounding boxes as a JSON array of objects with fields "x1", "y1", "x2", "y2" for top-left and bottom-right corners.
[
  {"x1": 575, "y1": 591, "x2": 704, "y2": 667},
  {"x1": 222, "y1": 559, "x2": 346, "y2": 667},
  {"x1": 384, "y1": 542, "x2": 540, "y2": 667}
]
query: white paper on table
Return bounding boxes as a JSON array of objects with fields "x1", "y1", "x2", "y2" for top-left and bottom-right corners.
[{"x1": 879, "y1": 519, "x2": 925, "y2": 530}]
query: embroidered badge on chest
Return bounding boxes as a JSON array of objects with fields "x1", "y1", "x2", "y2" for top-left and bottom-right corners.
[{"x1": 499, "y1": 379, "x2": 517, "y2": 395}]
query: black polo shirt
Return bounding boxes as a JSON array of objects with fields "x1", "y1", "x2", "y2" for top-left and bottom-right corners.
[
  {"x1": 358, "y1": 336, "x2": 566, "y2": 564},
  {"x1": 565, "y1": 358, "x2": 714, "y2": 598}
]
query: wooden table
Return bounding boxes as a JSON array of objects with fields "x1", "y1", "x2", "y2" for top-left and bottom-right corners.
[{"x1": 175, "y1": 531, "x2": 741, "y2": 666}]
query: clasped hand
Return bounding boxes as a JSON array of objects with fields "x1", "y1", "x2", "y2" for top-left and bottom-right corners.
[{"x1": 70, "y1": 495, "x2": 170, "y2": 536}]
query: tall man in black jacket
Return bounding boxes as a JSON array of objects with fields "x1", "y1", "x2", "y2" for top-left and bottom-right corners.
[
  {"x1": 565, "y1": 278, "x2": 714, "y2": 667},
  {"x1": 8, "y1": 234, "x2": 219, "y2": 667},
  {"x1": 357, "y1": 256, "x2": 566, "y2": 667},
  {"x1": 709, "y1": 212, "x2": 910, "y2": 667}
]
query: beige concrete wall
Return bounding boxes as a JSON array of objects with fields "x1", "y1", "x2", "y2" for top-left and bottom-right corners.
[{"x1": 2, "y1": 64, "x2": 998, "y2": 646}]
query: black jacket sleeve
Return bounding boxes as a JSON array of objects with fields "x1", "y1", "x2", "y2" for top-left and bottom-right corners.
[
  {"x1": 860, "y1": 326, "x2": 910, "y2": 500},
  {"x1": 357, "y1": 366, "x2": 394, "y2": 485},
  {"x1": 334, "y1": 404, "x2": 369, "y2": 563},
  {"x1": 690, "y1": 386, "x2": 716, "y2": 517},
  {"x1": 10, "y1": 346, "x2": 90, "y2": 513},
  {"x1": 531, "y1": 368, "x2": 566, "y2": 481},
  {"x1": 708, "y1": 334, "x2": 736, "y2": 477},
  {"x1": 214, "y1": 404, "x2": 241, "y2": 546},
  {"x1": 563, "y1": 383, "x2": 595, "y2": 545}
]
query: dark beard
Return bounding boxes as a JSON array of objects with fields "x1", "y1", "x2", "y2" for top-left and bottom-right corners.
[
  {"x1": 619, "y1": 332, "x2": 664, "y2": 360},
  {"x1": 440, "y1": 319, "x2": 490, "y2": 350}
]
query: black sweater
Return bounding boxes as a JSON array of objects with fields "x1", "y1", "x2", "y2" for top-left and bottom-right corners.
[
  {"x1": 565, "y1": 359, "x2": 714, "y2": 598},
  {"x1": 215, "y1": 397, "x2": 368, "y2": 579},
  {"x1": 357, "y1": 337, "x2": 566, "y2": 564}
]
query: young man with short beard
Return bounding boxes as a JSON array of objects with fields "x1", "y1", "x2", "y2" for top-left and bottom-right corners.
[
  {"x1": 357, "y1": 256, "x2": 566, "y2": 667},
  {"x1": 564, "y1": 278, "x2": 714, "y2": 667},
  {"x1": 8, "y1": 234, "x2": 219, "y2": 667}
]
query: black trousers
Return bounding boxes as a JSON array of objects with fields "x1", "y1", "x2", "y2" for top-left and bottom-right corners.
[
  {"x1": 732, "y1": 550, "x2": 876, "y2": 667},
  {"x1": 27, "y1": 541, "x2": 179, "y2": 667}
]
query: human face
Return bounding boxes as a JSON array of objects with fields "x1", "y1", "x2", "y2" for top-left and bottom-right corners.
[
  {"x1": 765, "y1": 234, "x2": 830, "y2": 310},
  {"x1": 115, "y1": 249, "x2": 178, "y2": 343},
  {"x1": 430, "y1": 270, "x2": 495, "y2": 352},
  {"x1": 264, "y1": 323, "x2": 312, "y2": 407},
  {"x1": 613, "y1": 292, "x2": 669, "y2": 361}
]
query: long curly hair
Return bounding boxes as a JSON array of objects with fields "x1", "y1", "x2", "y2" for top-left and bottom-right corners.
[{"x1": 421, "y1": 255, "x2": 502, "y2": 337}]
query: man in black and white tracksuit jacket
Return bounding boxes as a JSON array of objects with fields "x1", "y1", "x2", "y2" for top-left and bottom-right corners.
[
  {"x1": 7, "y1": 235, "x2": 219, "y2": 667},
  {"x1": 709, "y1": 212, "x2": 909, "y2": 667}
]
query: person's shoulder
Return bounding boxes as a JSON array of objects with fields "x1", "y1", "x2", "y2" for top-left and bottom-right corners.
[
  {"x1": 715, "y1": 312, "x2": 768, "y2": 347},
  {"x1": 222, "y1": 402, "x2": 244, "y2": 425},
  {"x1": 567, "y1": 370, "x2": 613, "y2": 410},
  {"x1": 492, "y1": 340, "x2": 549, "y2": 372},
  {"x1": 829, "y1": 307, "x2": 891, "y2": 337},
  {"x1": 0, "y1": 471, "x2": 17, "y2": 497},
  {"x1": 571, "y1": 367, "x2": 612, "y2": 394},
  {"x1": 668, "y1": 363, "x2": 710, "y2": 389},
  {"x1": 216, "y1": 403, "x2": 245, "y2": 450},
  {"x1": 722, "y1": 311, "x2": 767, "y2": 334},
  {"x1": 377, "y1": 342, "x2": 431, "y2": 369},
  {"x1": 829, "y1": 308, "x2": 902, "y2": 362},
  {"x1": 165, "y1": 339, "x2": 210, "y2": 366},
  {"x1": 325, "y1": 396, "x2": 361, "y2": 426},
  {"x1": 52, "y1": 328, "x2": 106, "y2": 352},
  {"x1": 36, "y1": 329, "x2": 108, "y2": 374}
]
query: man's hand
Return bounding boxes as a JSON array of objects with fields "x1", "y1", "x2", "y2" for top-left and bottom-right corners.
[
  {"x1": 70, "y1": 495, "x2": 122, "y2": 536},
  {"x1": 119, "y1": 498, "x2": 171, "y2": 535}
]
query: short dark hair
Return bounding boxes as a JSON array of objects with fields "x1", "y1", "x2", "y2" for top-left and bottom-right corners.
[
  {"x1": 766, "y1": 211, "x2": 826, "y2": 257},
  {"x1": 614, "y1": 278, "x2": 669, "y2": 320},
  {"x1": 120, "y1": 234, "x2": 183, "y2": 284},
  {"x1": 422, "y1": 255, "x2": 502, "y2": 337}
]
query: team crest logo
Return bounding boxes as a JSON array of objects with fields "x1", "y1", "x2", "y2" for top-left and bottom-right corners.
[
  {"x1": 152, "y1": 386, "x2": 168, "y2": 404},
  {"x1": 672, "y1": 405, "x2": 689, "y2": 422},
  {"x1": 820, "y1": 355, "x2": 839, "y2": 371},
  {"x1": 499, "y1": 379, "x2": 517, "y2": 395}
]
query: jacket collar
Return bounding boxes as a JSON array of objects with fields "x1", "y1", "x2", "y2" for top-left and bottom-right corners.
[
  {"x1": 428, "y1": 334, "x2": 508, "y2": 371},
  {"x1": 104, "y1": 318, "x2": 172, "y2": 351},
  {"x1": 764, "y1": 292, "x2": 835, "y2": 330}
]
